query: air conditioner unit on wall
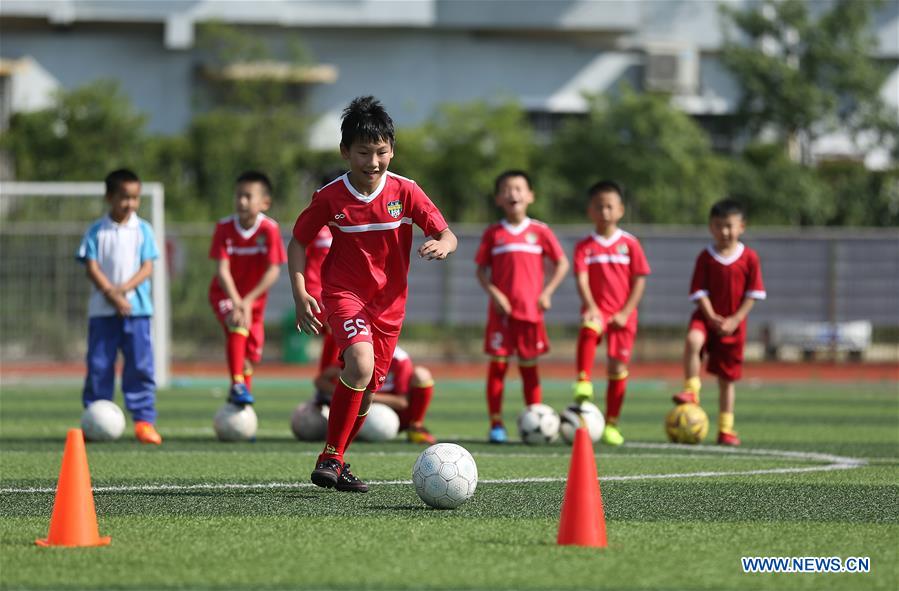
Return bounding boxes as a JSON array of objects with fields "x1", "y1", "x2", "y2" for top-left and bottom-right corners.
[{"x1": 644, "y1": 44, "x2": 699, "y2": 95}]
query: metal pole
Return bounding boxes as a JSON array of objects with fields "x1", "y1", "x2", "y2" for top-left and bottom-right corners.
[
  {"x1": 149, "y1": 183, "x2": 171, "y2": 389},
  {"x1": 826, "y1": 239, "x2": 839, "y2": 360}
]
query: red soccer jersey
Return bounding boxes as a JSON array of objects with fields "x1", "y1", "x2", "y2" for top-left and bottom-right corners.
[
  {"x1": 292, "y1": 172, "x2": 448, "y2": 329},
  {"x1": 689, "y1": 243, "x2": 766, "y2": 333},
  {"x1": 304, "y1": 226, "x2": 332, "y2": 302},
  {"x1": 381, "y1": 345, "x2": 414, "y2": 395},
  {"x1": 573, "y1": 229, "x2": 651, "y2": 321},
  {"x1": 208, "y1": 214, "x2": 287, "y2": 309},
  {"x1": 475, "y1": 217, "x2": 565, "y2": 323}
]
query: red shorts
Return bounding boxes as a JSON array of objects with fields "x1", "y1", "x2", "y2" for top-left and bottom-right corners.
[
  {"x1": 483, "y1": 309, "x2": 549, "y2": 359},
  {"x1": 593, "y1": 311, "x2": 638, "y2": 364},
  {"x1": 211, "y1": 297, "x2": 265, "y2": 363},
  {"x1": 310, "y1": 295, "x2": 329, "y2": 327},
  {"x1": 325, "y1": 299, "x2": 401, "y2": 392},
  {"x1": 689, "y1": 311, "x2": 744, "y2": 381}
]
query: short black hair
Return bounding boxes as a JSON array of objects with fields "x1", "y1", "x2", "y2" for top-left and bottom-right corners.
[
  {"x1": 236, "y1": 170, "x2": 273, "y2": 196},
  {"x1": 105, "y1": 168, "x2": 140, "y2": 196},
  {"x1": 709, "y1": 198, "x2": 744, "y2": 220},
  {"x1": 340, "y1": 96, "x2": 395, "y2": 148},
  {"x1": 494, "y1": 170, "x2": 532, "y2": 194},
  {"x1": 587, "y1": 180, "x2": 624, "y2": 202}
]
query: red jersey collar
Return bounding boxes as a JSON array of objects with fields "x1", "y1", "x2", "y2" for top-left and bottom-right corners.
[
  {"x1": 231, "y1": 213, "x2": 264, "y2": 239},
  {"x1": 341, "y1": 172, "x2": 388, "y2": 203},
  {"x1": 706, "y1": 242, "x2": 745, "y2": 266},
  {"x1": 591, "y1": 228, "x2": 623, "y2": 247},
  {"x1": 500, "y1": 217, "x2": 531, "y2": 235}
]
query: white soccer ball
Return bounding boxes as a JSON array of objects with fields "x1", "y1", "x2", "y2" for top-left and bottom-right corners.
[
  {"x1": 559, "y1": 401, "x2": 606, "y2": 444},
  {"x1": 357, "y1": 402, "x2": 400, "y2": 442},
  {"x1": 412, "y1": 443, "x2": 478, "y2": 509},
  {"x1": 290, "y1": 401, "x2": 330, "y2": 441},
  {"x1": 81, "y1": 400, "x2": 126, "y2": 442},
  {"x1": 213, "y1": 403, "x2": 258, "y2": 442},
  {"x1": 516, "y1": 403, "x2": 561, "y2": 444}
]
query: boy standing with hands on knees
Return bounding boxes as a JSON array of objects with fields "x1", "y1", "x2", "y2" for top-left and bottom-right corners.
[{"x1": 208, "y1": 171, "x2": 286, "y2": 407}]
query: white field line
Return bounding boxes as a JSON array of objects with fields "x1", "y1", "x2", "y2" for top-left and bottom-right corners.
[
  {"x1": 0, "y1": 450, "x2": 825, "y2": 462},
  {"x1": 0, "y1": 444, "x2": 866, "y2": 495}
]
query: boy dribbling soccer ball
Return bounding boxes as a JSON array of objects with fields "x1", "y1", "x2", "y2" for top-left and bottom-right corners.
[{"x1": 288, "y1": 96, "x2": 457, "y2": 492}]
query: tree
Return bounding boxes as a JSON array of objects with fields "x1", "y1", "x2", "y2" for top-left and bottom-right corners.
[
  {"x1": 816, "y1": 161, "x2": 899, "y2": 227},
  {"x1": 727, "y1": 143, "x2": 834, "y2": 225},
  {"x1": 720, "y1": 0, "x2": 897, "y2": 164},
  {"x1": 544, "y1": 88, "x2": 728, "y2": 223},
  {"x1": 391, "y1": 101, "x2": 534, "y2": 222},
  {"x1": 2, "y1": 80, "x2": 148, "y2": 181}
]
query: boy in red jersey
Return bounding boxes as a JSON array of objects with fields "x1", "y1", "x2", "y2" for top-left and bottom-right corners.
[
  {"x1": 475, "y1": 170, "x2": 569, "y2": 443},
  {"x1": 289, "y1": 96, "x2": 457, "y2": 492},
  {"x1": 572, "y1": 181, "x2": 650, "y2": 446},
  {"x1": 673, "y1": 199, "x2": 766, "y2": 446},
  {"x1": 304, "y1": 170, "x2": 345, "y2": 396},
  {"x1": 208, "y1": 171, "x2": 287, "y2": 406},
  {"x1": 315, "y1": 345, "x2": 437, "y2": 444}
]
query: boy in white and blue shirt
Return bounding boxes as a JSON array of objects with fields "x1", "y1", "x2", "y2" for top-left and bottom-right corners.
[{"x1": 76, "y1": 169, "x2": 162, "y2": 444}]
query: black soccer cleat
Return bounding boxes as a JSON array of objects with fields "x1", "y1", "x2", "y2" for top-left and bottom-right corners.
[
  {"x1": 311, "y1": 458, "x2": 342, "y2": 489},
  {"x1": 335, "y1": 463, "x2": 369, "y2": 493}
]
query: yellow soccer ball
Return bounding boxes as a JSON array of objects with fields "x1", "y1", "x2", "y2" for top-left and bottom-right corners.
[{"x1": 665, "y1": 403, "x2": 709, "y2": 444}]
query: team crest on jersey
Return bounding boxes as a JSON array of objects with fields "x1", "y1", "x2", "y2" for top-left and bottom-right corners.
[
  {"x1": 617, "y1": 244, "x2": 629, "y2": 255},
  {"x1": 386, "y1": 199, "x2": 403, "y2": 219},
  {"x1": 525, "y1": 232, "x2": 538, "y2": 244}
]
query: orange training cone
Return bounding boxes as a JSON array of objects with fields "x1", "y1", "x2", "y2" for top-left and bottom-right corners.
[
  {"x1": 36, "y1": 428, "x2": 111, "y2": 547},
  {"x1": 557, "y1": 427, "x2": 607, "y2": 547}
]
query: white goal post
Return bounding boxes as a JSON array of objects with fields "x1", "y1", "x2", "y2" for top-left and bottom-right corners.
[{"x1": 0, "y1": 181, "x2": 171, "y2": 388}]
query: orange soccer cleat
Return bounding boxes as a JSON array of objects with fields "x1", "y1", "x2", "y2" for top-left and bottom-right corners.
[
  {"x1": 134, "y1": 421, "x2": 162, "y2": 445},
  {"x1": 717, "y1": 430, "x2": 741, "y2": 447},
  {"x1": 672, "y1": 391, "x2": 699, "y2": 405},
  {"x1": 407, "y1": 426, "x2": 436, "y2": 445}
]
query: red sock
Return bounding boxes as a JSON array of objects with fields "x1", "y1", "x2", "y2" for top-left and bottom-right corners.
[
  {"x1": 487, "y1": 358, "x2": 508, "y2": 426},
  {"x1": 343, "y1": 403, "x2": 370, "y2": 452},
  {"x1": 519, "y1": 362, "x2": 542, "y2": 406},
  {"x1": 319, "y1": 332, "x2": 340, "y2": 374},
  {"x1": 407, "y1": 382, "x2": 434, "y2": 425},
  {"x1": 576, "y1": 325, "x2": 600, "y2": 382},
  {"x1": 226, "y1": 330, "x2": 248, "y2": 385},
  {"x1": 606, "y1": 371, "x2": 629, "y2": 423},
  {"x1": 319, "y1": 380, "x2": 364, "y2": 463},
  {"x1": 243, "y1": 369, "x2": 253, "y2": 391}
]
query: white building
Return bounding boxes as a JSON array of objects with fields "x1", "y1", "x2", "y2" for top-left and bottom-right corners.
[{"x1": 1, "y1": 0, "x2": 896, "y2": 164}]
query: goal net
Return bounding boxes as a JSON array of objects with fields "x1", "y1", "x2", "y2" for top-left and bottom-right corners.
[{"x1": 0, "y1": 182, "x2": 171, "y2": 387}]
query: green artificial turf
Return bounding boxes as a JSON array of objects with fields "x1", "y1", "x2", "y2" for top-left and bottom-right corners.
[{"x1": 1, "y1": 378, "x2": 897, "y2": 590}]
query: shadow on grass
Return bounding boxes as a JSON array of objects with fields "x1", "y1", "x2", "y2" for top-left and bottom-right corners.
[
  {"x1": 364, "y1": 504, "x2": 430, "y2": 512},
  {"x1": 120, "y1": 490, "x2": 319, "y2": 501}
]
